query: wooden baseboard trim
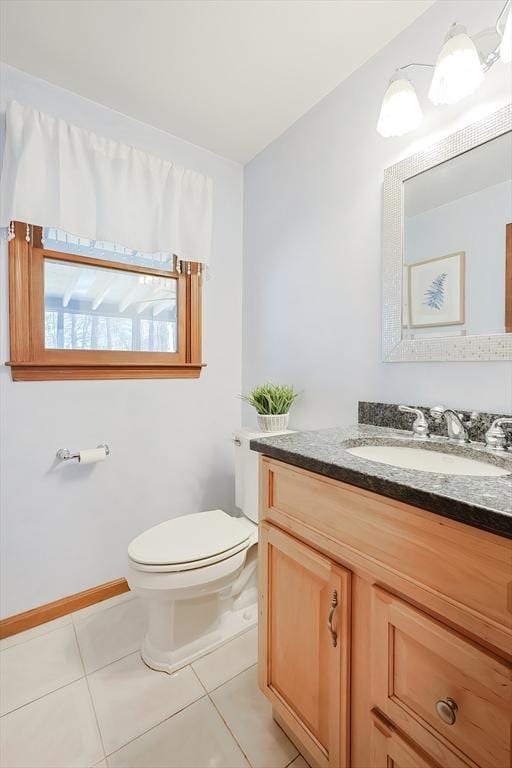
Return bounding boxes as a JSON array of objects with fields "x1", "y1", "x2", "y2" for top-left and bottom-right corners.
[{"x1": 0, "y1": 578, "x2": 130, "y2": 640}]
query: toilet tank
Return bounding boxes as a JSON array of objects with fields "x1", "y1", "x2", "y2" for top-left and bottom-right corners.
[{"x1": 234, "y1": 429, "x2": 290, "y2": 523}]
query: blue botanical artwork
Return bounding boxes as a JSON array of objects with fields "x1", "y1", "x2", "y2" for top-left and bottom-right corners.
[
  {"x1": 423, "y1": 272, "x2": 447, "y2": 310},
  {"x1": 409, "y1": 251, "x2": 464, "y2": 327}
]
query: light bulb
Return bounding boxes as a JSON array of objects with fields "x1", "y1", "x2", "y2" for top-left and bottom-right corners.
[
  {"x1": 500, "y1": 5, "x2": 512, "y2": 64},
  {"x1": 428, "y1": 25, "x2": 484, "y2": 105},
  {"x1": 376, "y1": 78, "x2": 423, "y2": 138}
]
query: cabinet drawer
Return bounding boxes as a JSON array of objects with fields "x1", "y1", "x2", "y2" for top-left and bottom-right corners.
[
  {"x1": 371, "y1": 587, "x2": 512, "y2": 768},
  {"x1": 370, "y1": 712, "x2": 472, "y2": 768}
]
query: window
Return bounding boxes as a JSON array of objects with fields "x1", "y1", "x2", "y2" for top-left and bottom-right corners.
[
  {"x1": 43, "y1": 260, "x2": 177, "y2": 353},
  {"x1": 7, "y1": 223, "x2": 203, "y2": 380}
]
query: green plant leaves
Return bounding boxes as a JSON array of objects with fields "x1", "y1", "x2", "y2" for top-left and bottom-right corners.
[{"x1": 241, "y1": 383, "x2": 299, "y2": 415}]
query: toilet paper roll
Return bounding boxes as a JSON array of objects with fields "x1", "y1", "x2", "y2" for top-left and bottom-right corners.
[{"x1": 78, "y1": 447, "x2": 106, "y2": 464}]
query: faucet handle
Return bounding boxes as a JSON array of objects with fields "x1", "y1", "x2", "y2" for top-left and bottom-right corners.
[
  {"x1": 485, "y1": 418, "x2": 512, "y2": 451},
  {"x1": 398, "y1": 405, "x2": 430, "y2": 439}
]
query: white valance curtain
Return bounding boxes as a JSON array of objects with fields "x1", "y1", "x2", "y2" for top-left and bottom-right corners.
[{"x1": 0, "y1": 101, "x2": 213, "y2": 264}]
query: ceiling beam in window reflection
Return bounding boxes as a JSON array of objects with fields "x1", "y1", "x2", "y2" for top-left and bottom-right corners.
[
  {"x1": 91, "y1": 273, "x2": 118, "y2": 310},
  {"x1": 62, "y1": 270, "x2": 84, "y2": 308},
  {"x1": 118, "y1": 285, "x2": 144, "y2": 313},
  {"x1": 153, "y1": 299, "x2": 175, "y2": 318}
]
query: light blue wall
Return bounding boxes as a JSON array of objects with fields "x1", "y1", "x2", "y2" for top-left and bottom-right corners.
[
  {"x1": 0, "y1": 64, "x2": 244, "y2": 616},
  {"x1": 243, "y1": 0, "x2": 512, "y2": 430}
]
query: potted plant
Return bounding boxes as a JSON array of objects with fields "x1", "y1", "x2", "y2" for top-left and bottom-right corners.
[{"x1": 242, "y1": 383, "x2": 299, "y2": 432}]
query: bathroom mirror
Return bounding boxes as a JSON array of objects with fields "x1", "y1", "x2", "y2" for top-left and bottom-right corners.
[{"x1": 382, "y1": 104, "x2": 512, "y2": 361}]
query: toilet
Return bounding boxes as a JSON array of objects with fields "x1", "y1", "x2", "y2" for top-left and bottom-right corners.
[{"x1": 127, "y1": 428, "x2": 288, "y2": 674}]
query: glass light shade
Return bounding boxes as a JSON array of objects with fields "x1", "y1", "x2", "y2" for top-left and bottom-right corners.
[
  {"x1": 499, "y1": 6, "x2": 511, "y2": 64},
  {"x1": 428, "y1": 28, "x2": 484, "y2": 105},
  {"x1": 376, "y1": 78, "x2": 423, "y2": 138}
]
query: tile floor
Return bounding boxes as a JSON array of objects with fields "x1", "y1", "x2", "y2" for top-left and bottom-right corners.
[{"x1": 0, "y1": 592, "x2": 309, "y2": 768}]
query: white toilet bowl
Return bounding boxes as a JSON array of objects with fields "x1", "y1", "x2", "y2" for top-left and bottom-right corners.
[
  {"x1": 127, "y1": 429, "x2": 290, "y2": 674},
  {"x1": 127, "y1": 509, "x2": 258, "y2": 673}
]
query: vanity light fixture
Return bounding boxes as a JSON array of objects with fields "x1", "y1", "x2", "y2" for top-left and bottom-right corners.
[
  {"x1": 428, "y1": 24, "x2": 484, "y2": 105},
  {"x1": 377, "y1": 0, "x2": 512, "y2": 137},
  {"x1": 376, "y1": 76, "x2": 423, "y2": 138}
]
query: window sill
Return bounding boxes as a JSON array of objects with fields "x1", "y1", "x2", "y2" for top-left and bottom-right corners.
[{"x1": 6, "y1": 362, "x2": 206, "y2": 381}]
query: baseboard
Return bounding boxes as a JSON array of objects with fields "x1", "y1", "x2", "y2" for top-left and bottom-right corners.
[{"x1": 0, "y1": 577, "x2": 130, "y2": 640}]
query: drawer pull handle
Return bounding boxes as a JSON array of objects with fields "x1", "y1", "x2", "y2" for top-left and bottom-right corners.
[
  {"x1": 435, "y1": 697, "x2": 458, "y2": 725},
  {"x1": 327, "y1": 589, "x2": 338, "y2": 647}
]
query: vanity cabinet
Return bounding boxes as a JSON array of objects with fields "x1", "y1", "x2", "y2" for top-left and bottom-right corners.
[
  {"x1": 258, "y1": 456, "x2": 512, "y2": 768},
  {"x1": 258, "y1": 523, "x2": 351, "y2": 768}
]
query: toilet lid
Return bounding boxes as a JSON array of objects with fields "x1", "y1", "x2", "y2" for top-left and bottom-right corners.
[{"x1": 128, "y1": 509, "x2": 251, "y2": 566}]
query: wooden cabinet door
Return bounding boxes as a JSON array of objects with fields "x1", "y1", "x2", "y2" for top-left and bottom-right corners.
[{"x1": 259, "y1": 522, "x2": 351, "y2": 768}]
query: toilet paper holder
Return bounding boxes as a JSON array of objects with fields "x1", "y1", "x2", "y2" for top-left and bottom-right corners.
[{"x1": 56, "y1": 444, "x2": 110, "y2": 462}]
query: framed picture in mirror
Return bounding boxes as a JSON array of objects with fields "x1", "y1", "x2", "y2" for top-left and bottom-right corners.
[{"x1": 408, "y1": 251, "x2": 465, "y2": 329}]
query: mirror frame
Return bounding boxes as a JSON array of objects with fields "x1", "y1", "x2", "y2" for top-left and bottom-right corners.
[{"x1": 382, "y1": 103, "x2": 512, "y2": 362}]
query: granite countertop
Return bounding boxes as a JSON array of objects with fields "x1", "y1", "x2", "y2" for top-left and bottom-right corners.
[{"x1": 250, "y1": 424, "x2": 512, "y2": 539}]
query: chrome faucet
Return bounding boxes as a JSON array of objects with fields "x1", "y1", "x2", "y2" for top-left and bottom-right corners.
[
  {"x1": 398, "y1": 405, "x2": 430, "y2": 439},
  {"x1": 485, "y1": 418, "x2": 512, "y2": 451},
  {"x1": 430, "y1": 405, "x2": 477, "y2": 444}
]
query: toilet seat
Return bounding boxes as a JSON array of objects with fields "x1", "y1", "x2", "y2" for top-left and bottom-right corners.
[{"x1": 128, "y1": 509, "x2": 253, "y2": 573}]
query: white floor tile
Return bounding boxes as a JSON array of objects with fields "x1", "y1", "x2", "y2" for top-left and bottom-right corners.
[
  {"x1": 92, "y1": 762, "x2": 108, "y2": 768},
  {"x1": 289, "y1": 756, "x2": 310, "y2": 768},
  {"x1": 0, "y1": 623, "x2": 84, "y2": 715},
  {"x1": 0, "y1": 615, "x2": 72, "y2": 651},
  {"x1": 108, "y1": 697, "x2": 249, "y2": 768},
  {"x1": 74, "y1": 597, "x2": 146, "y2": 673},
  {"x1": 72, "y1": 591, "x2": 135, "y2": 622},
  {"x1": 191, "y1": 627, "x2": 258, "y2": 692},
  {"x1": 88, "y1": 652, "x2": 204, "y2": 755},
  {"x1": 0, "y1": 678, "x2": 103, "y2": 768},
  {"x1": 211, "y1": 665, "x2": 298, "y2": 768}
]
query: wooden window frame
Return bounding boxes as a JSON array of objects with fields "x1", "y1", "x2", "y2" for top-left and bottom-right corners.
[{"x1": 7, "y1": 222, "x2": 204, "y2": 380}]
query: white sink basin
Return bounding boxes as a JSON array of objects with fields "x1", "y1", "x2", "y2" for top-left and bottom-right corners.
[{"x1": 345, "y1": 445, "x2": 510, "y2": 477}]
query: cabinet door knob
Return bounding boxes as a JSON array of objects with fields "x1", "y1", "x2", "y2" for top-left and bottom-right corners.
[
  {"x1": 435, "y1": 697, "x2": 458, "y2": 725},
  {"x1": 327, "y1": 589, "x2": 338, "y2": 647}
]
